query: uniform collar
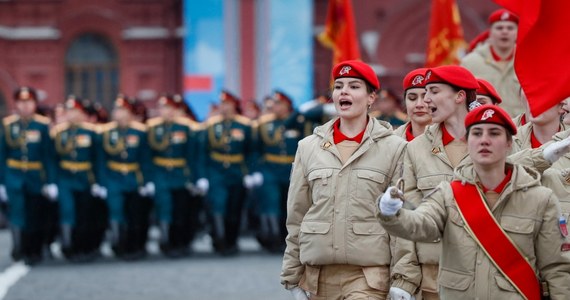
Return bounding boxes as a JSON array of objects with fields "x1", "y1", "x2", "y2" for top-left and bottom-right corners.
[
  {"x1": 333, "y1": 118, "x2": 367, "y2": 144},
  {"x1": 481, "y1": 166, "x2": 513, "y2": 194},
  {"x1": 405, "y1": 123, "x2": 415, "y2": 142},
  {"x1": 441, "y1": 123, "x2": 455, "y2": 146},
  {"x1": 490, "y1": 46, "x2": 514, "y2": 62}
]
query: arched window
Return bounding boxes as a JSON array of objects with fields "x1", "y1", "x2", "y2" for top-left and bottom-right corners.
[{"x1": 65, "y1": 34, "x2": 118, "y2": 109}]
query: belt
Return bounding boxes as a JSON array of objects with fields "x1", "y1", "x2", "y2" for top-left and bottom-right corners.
[
  {"x1": 107, "y1": 161, "x2": 140, "y2": 173},
  {"x1": 153, "y1": 157, "x2": 186, "y2": 168},
  {"x1": 264, "y1": 153, "x2": 295, "y2": 164},
  {"x1": 60, "y1": 161, "x2": 92, "y2": 172},
  {"x1": 210, "y1": 152, "x2": 244, "y2": 164},
  {"x1": 7, "y1": 159, "x2": 42, "y2": 170}
]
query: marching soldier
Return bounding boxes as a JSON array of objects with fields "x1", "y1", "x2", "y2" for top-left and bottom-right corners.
[
  {"x1": 98, "y1": 95, "x2": 153, "y2": 260},
  {"x1": 0, "y1": 87, "x2": 58, "y2": 265},
  {"x1": 254, "y1": 90, "x2": 301, "y2": 252},
  {"x1": 147, "y1": 94, "x2": 204, "y2": 257},
  {"x1": 202, "y1": 90, "x2": 257, "y2": 256},
  {"x1": 52, "y1": 96, "x2": 105, "y2": 261}
]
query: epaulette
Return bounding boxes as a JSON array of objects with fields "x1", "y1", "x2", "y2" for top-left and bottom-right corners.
[
  {"x1": 173, "y1": 117, "x2": 202, "y2": 131},
  {"x1": 206, "y1": 115, "x2": 224, "y2": 126},
  {"x1": 146, "y1": 117, "x2": 164, "y2": 128},
  {"x1": 79, "y1": 122, "x2": 98, "y2": 132},
  {"x1": 50, "y1": 122, "x2": 70, "y2": 138},
  {"x1": 257, "y1": 113, "x2": 276, "y2": 125},
  {"x1": 98, "y1": 121, "x2": 118, "y2": 132},
  {"x1": 130, "y1": 121, "x2": 147, "y2": 132},
  {"x1": 2, "y1": 115, "x2": 19, "y2": 126},
  {"x1": 32, "y1": 114, "x2": 51, "y2": 125},
  {"x1": 233, "y1": 115, "x2": 251, "y2": 126}
]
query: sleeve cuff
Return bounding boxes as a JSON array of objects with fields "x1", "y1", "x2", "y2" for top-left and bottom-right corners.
[{"x1": 392, "y1": 278, "x2": 418, "y2": 295}]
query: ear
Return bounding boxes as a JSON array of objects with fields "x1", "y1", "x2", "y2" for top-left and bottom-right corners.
[
  {"x1": 368, "y1": 92, "x2": 377, "y2": 107},
  {"x1": 557, "y1": 102, "x2": 565, "y2": 115},
  {"x1": 455, "y1": 90, "x2": 466, "y2": 104}
]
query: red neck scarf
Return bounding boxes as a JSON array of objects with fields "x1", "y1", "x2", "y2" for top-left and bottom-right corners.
[{"x1": 333, "y1": 118, "x2": 367, "y2": 144}]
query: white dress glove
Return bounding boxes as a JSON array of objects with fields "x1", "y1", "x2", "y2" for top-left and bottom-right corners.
[
  {"x1": 42, "y1": 184, "x2": 58, "y2": 201},
  {"x1": 243, "y1": 175, "x2": 255, "y2": 189},
  {"x1": 196, "y1": 178, "x2": 209, "y2": 195},
  {"x1": 0, "y1": 184, "x2": 7, "y2": 202},
  {"x1": 543, "y1": 137, "x2": 570, "y2": 163},
  {"x1": 90, "y1": 184, "x2": 108, "y2": 199},
  {"x1": 389, "y1": 287, "x2": 415, "y2": 300},
  {"x1": 289, "y1": 287, "x2": 309, "y2": 300},
  {"x1": 138, "y1": 182, "x2": 155, "y2": 197},
  {"x1": 252, "y1": 172, "x2": 264, "y2": 187},
  {"x1": 379, "y1": 187, "x2": 403, "y2": 216}
]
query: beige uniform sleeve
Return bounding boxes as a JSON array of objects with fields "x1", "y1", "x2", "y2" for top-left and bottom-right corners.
[
  {"x1": 280, "y1": 145, "x2": 311, "y2": 289},
  {"x1": 536, "y1": 193, "x2": 570, "y2": 298},
  {"x1": 508, "y1": 147, "x2": 552, "y2": 174}
]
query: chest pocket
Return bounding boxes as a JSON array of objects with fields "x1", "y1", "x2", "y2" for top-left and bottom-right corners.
[
  {"x1": 417, "y1": 174, "x2": 450, "y2": 197},
  {"x1": 355, "y1": 169, "x2": 386, "y2": 200},
  {"x1": 501, "y1": 216, "x2": 536, "y2": 257},
  {"x1": 308, "y1": 169, "x2": 334, "y2": 202}
]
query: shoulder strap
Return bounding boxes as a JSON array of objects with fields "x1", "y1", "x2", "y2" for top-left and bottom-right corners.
[{"x1": 450, "y1": 181, "x2": 540, "y2": 300}]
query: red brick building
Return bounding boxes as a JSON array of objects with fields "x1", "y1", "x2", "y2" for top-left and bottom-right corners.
[{"x1": 0, "y1": 0, "x2": 498, "y2": 116}]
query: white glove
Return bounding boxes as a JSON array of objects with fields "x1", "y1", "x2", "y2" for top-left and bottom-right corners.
[
  {"x1": 91, "y1": 184, "x2": 104, "y2": 198},
  {"x1": 138, "y1": 182, "x2": 155, "y2": 197},
  {"x1": 98, "y1": 185, "x2": 108, "y2": 199},
  {"x1": 289, "y1": 287, "x2": 309, "y2": 300},
  {"x1": 252, "y1": 172, "x2": 264, "y2": 187},
  {"x1": 196, "y1": 178, "x2": 209, "y2": 195},
  {"x1": 543, "y1": 137, "x2": 570, "y2": 163},
  {"x1": 379, "y1": 187, "x2": 403, "y2": 216},
  {"x1": 42, "y1": 184, "x2": 58, "y2": 201},
  {"x1": 389, "y1": 287, "x2": 415, "y2": 300},
  {"x1": 0, "y1": 184, "x2": 7, "y2": 202},
  {"x1": 243, "y1": 175, "x2": 255, "y2": 189}
]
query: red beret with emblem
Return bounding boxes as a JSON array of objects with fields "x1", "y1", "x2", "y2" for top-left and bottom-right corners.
[
  {"x1": 476, "y1": 78, "x2": 502, "y2": 104},
  {"x1": 403, "y1": 68, "x2": 428, "y2": 91},
  {"x1": 13, "y1": 86, "x2": 38, "y2": 102},
  {"x1": 424, "y1": 65, "x2": 479, "y2": 90},
  {"x1": 465, "y1": 104, "x2": 517, "y2": 135},
  {"x1": 272, "y1": 90, "x2": 293, "y2": 107},
  {"x1": 65, "y1": 95, "x2": 89, "y2": 113},
  {"x1": 332, "y1": 60, "x2": 380, "y2": 90},
  {"x1": 488, "y1": 9, "x2": 519, "y2": 25},
  {"x1": 114, "y1": 94, "x2": 137, "y2": 113}
]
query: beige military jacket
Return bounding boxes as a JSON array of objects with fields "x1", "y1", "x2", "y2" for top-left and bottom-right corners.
[
  {"x1": 280, "y1": 117, "x2": 406, "y2": 290},
  {"x1": 514, "y1": 122, "x2": 568, "y2": 150},
  {"x1": 393, "y1": 121, "x2": 409, "y2": 140},
  {"x1": 393, "y1": 123, "x2": 550, "y2": 294},
  {"x1": 380, "y1": 162, "x2": 570, "y2": 299},
  {"x1": 461, "y1": 43, "x2": 522, "y2": 117}
]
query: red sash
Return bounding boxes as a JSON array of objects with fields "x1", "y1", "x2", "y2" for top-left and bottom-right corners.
[{"x1": 450, "y1": 181, "x2": 540, "y2": 300}]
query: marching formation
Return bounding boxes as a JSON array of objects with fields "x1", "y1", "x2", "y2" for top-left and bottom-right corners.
[{"x1": 281, "y1": 9, "x2": 570, "y2": 300}]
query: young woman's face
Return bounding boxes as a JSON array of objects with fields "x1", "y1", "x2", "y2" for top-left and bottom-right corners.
[
  {"x1": 332, "y1": 77, "x2": 375, "y2": 121},
  {"x1": 468, "y1": 123, "x2": 512, "y2": 168},
  {"x1": 424, "y1": 83, "x2": 463, "y2": 124},
  {"x1": 404, "y1": 87, "x2": 431, "y2": 126}
]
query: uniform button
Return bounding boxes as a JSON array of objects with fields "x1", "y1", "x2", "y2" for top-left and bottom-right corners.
[
  {"x1": 335, "y1": 209, "x2": 340, "y2": 214},
  {"x1": 338, "y1": 173, "x2": 342, "y2": 177},
  {"x1": 334, "y1": 246, "x2": 339, "y2": 250},
  {"x1": 477, "y1": 260, "x2": 482, "y2": 265},
  {"x1": 368, "y1": 229, "x2": 372, "y2": 233}
]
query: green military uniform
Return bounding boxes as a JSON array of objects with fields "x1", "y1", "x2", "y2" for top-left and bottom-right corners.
[
  {"x1": 254, "y1": 113, "x2": 302, "y2": 252},
  {"x1": 52, "y1": 119, "x2": 106, "y2": 260},
  {"x1": 203, "y1": 114, "x2": 256, "y2": 254},
  {"x1": 147, "y1": 116, "x2": 204, "y2": 256},
  {"x1": 0, "y1": 113, "x2": 56, "y2": 263},
  {"x1": 98, "y1": 120, "x2": 152, "y2": 257}
]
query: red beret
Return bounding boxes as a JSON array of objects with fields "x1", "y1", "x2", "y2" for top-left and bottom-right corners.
[
  {"x1": 272, "y1": 90, "x2": 293, "y2": 107},
  {"x1": 64, "y1": 95, "x2": 88, "y2": 113},
  {"x1": 158, "y1": 94, "x2": 185, "y2": 109},
  {"x1": 488, "y1": 9, "x2": 519, "y2": 25},
  {"x1": 402, "y1": 68, "x2": 428, "y2": 91},
  {"x1": 13, "y1": 86, "x2": 37, "y2": 102},
  {"x1": 220, "y1": 90, "x2": 242, "y2": 114},
  {"x1": 465, "y1": 104, "x2": 517, "y2": 135},
  {"x1": 476, "y1": 78, "x2": 502, "y2": 104},
  {"x1": 425, "y1": 65, "x2": 479, "y2": 90},
  {"x1": 114, "y1": 94, "x2": 137, "y2": 113},
  {"x1": 332, "y1": 60, "x2": 380, "y2": 90}
]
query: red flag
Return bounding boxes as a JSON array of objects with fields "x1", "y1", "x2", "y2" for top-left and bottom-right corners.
[
  {"x1": 494, "y1": 0, "x2": 570, "y2": 117},
  {"x1": 425, "y1": 0, "x2": 467, "y2": 67},
  {"x1": 318, "y1": 0, "x2": 361, "y2": 67}
]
